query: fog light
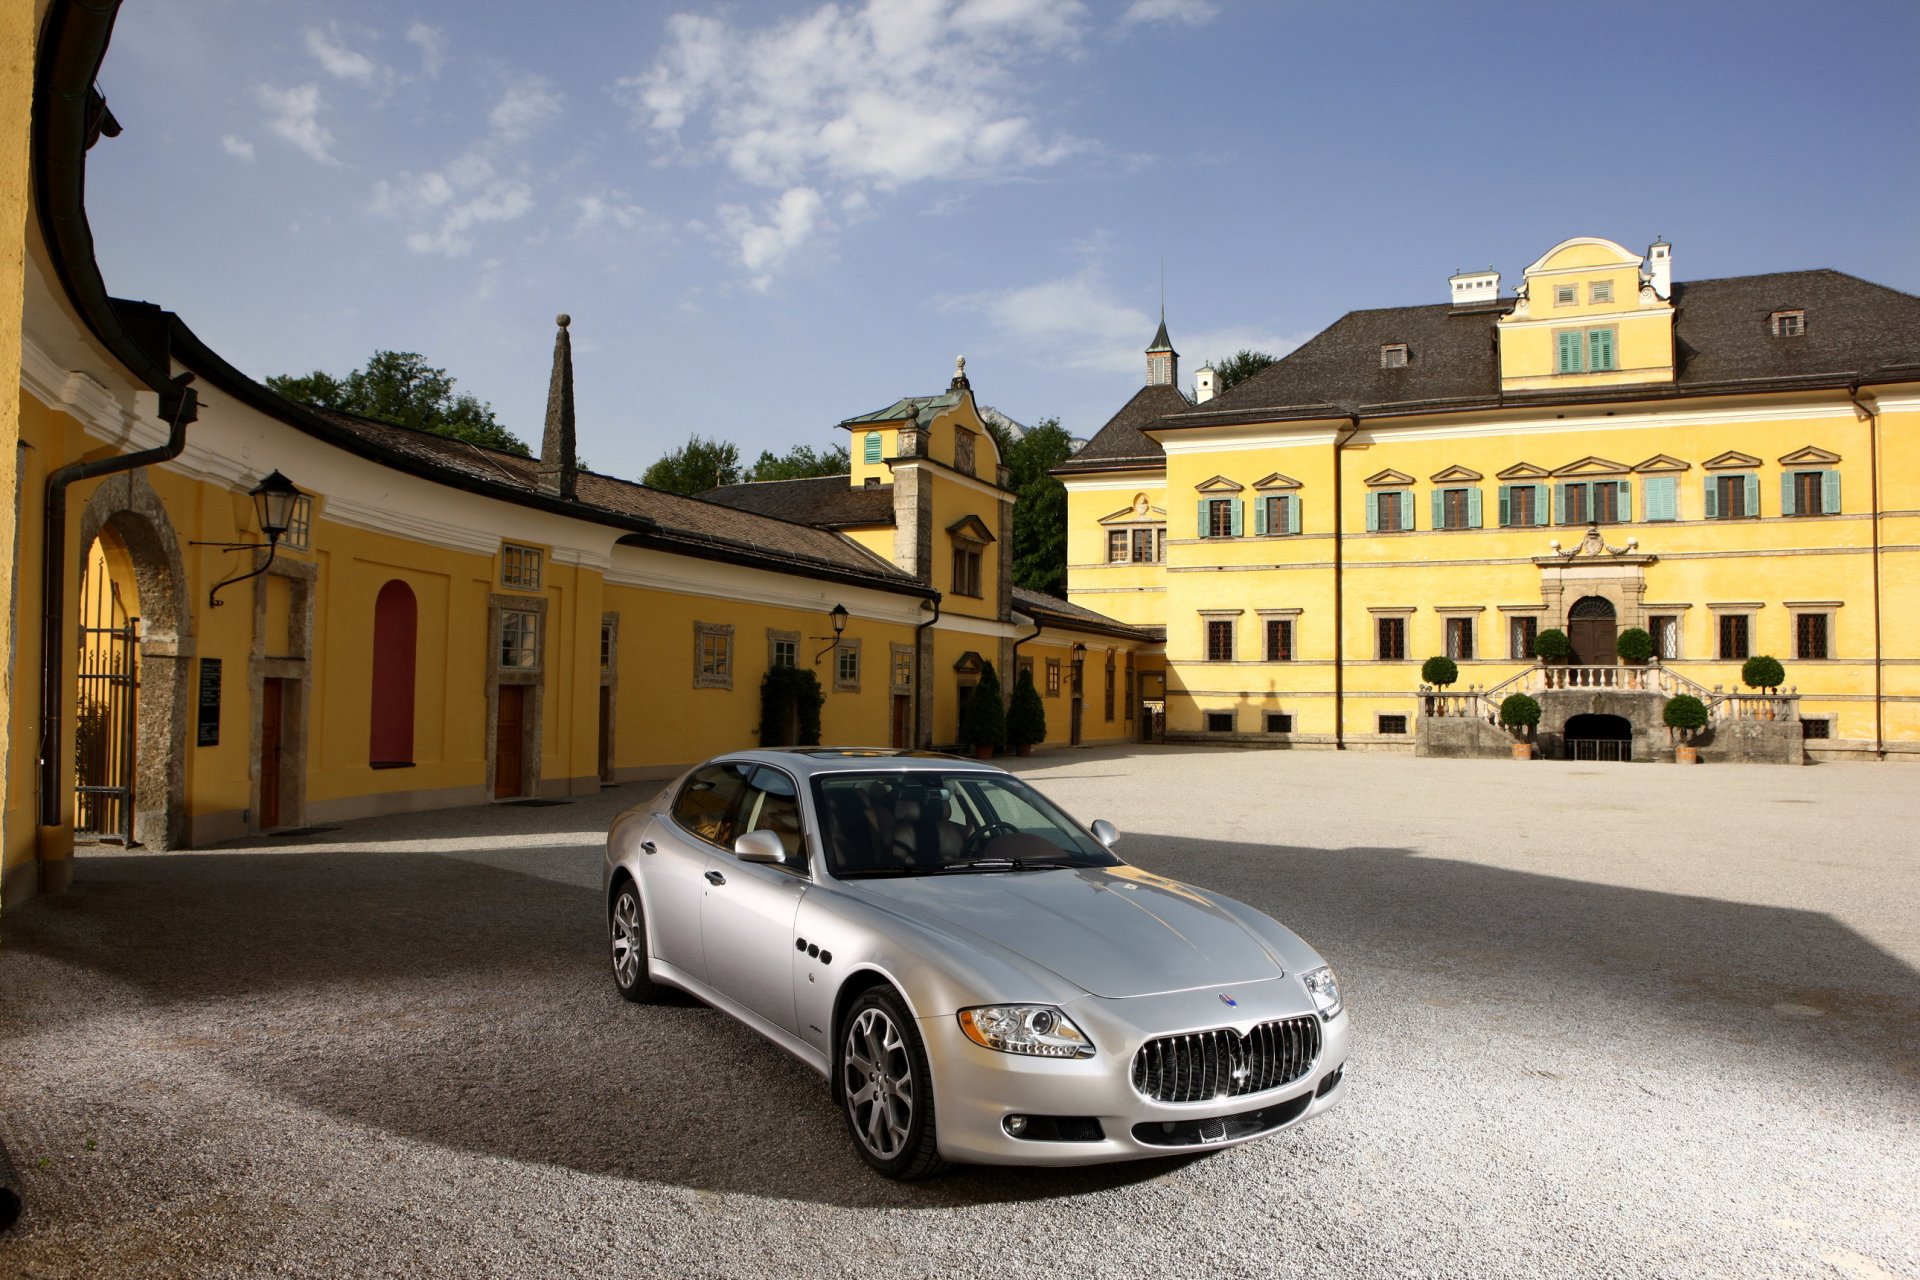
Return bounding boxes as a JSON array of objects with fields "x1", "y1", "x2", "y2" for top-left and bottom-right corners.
[{"x1": 1003, "y1": 1115, "x2": 1029, "y2": 1137}]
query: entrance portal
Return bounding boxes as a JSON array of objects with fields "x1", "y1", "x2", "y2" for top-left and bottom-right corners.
[
  {"x1": 1568, "y1": 596, "x2": 1618, "y2": 666},
  {"x1": 1564, "y1": 712, "x2": 1633, "y2": 762}
]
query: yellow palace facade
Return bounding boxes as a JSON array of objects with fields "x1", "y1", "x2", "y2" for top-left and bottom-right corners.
[
  {"x1": 1060, "y1": 237, "x2": 1920, "y2": 761},
  {"x1": 0, "y1": 2, "x2": 1149, "y2": 910}
]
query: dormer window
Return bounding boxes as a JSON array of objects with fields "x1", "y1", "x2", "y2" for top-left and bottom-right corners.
[
  {"x1": 1589, "y1": 280, "x2": 1613, "y2": 304},
  {"x1": 1770, "y1": 310, "x2": 1806, "y2": 338},
  {"x1": 1554, "y1": 284, "x2": 1576, "y2": 306},
  {"x1": 1379, "y1": 343, "x2": 1409, "y2": 369}
]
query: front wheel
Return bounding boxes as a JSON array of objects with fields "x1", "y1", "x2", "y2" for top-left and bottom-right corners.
[
  {"x1": 609, "y1": 880, "x2": 664, "y2": 1003},
  {"x1": 839, "y1": 988, "x2": 948, "y2": 1179}
]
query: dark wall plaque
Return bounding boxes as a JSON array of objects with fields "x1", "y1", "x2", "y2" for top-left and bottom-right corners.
[{"x1": 197, "y1": 658, "x2": 221, "y2": 746}]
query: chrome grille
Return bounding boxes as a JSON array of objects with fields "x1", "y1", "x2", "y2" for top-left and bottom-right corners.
[{"x1": 1131, "y1": 1015, "x2": 1321, "y2": 1104}]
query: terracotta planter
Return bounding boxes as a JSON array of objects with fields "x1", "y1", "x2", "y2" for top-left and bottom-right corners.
[
  {"x1": 1014, "y1": 743, "x2": 1032, "y2": 757},
  {"x1": 1674, "y1": 744, "x2": 1699, "y2": 764},
  {"x1": 1510, "y1": 741, "x2": 1534, "y2": 761},
  {"x1": 974, "y1": 746, "x2": 995, "y2": 760}
]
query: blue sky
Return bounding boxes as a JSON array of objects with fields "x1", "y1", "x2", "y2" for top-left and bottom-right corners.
[{"x1": 85, "y1": 0, "x2": 1920, "y2": 479}]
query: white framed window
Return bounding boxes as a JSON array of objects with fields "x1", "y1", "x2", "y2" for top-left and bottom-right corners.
[
  {"x1": 768, "y1": 629, "x2": 799, "y2": 669},
  {"x1": 1770, "y1": 310, "x2": 1806, "y2": 338},
  {"x1": 282, "y1": 495, "x2": 314, "y2": 550},
  {"x1": 890, "y1": 643, "x2": 914, "y2": 691},
  {"x1": 1650, "y1": 614, "x2": 1681, "y2": 660},
  {"x1": 835, "y1": 640, "x2": 861, "y2": 692},
  {"x1": 500, "y1": 609, "x2": 541, "y2": 670},
  {"x1": 501, "y1": 543, "x2": 543, "y2": 590}
]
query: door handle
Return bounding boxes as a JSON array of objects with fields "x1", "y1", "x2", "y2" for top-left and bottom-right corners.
[
  {"x1": 641, "y1": 841, "x2": 657, "y2": 855},
  {"x1": 705, "y1": 870, "x2": 727, "y2": 886}
]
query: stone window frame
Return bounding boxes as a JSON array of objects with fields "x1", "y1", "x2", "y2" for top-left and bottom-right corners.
[
  {"x1": 1787, "y1": 600, "x2": 1841, "y2": 663},
  {"x1": 835, "y1": 638, "x2": 862, "y2": 693},
  {"x1": 1264, "y1": 711, "x2": 1294, "y2": 734},
  {"x1": 1377, "y1": 713, "x2": 1409, "y2": 735},
  {"x1": 1642, "y1": 603, "x2": 1691, "y2": 661},
  {"x1": 890, "y1": 643, "x2": 914, "y2": 692},
  {"x1": 767, "y1": 628, "x2": 800, "y2": 670},
  {"x1": 1588, "y1": 279, "x2": 1614, "y2": 305},
  {"x1": 497, "y1": 605, "x2": 544, "y2": 672},
  {"x1": 1370, "y1": 606, "x2": 1414, "y2": 662},
  {"x1": 694, "y1": 621, "x2": 734, "y2": 690},
  {"x1": 1553, "y1": 283, "x2": 1577, "y2": 307},
  {"x1": 1499, "y1": 604, "x2": 1546, "y2": 661},
  {"x1": 500, "y1": 542, "x2": 544, "y2": 591},
  {"x1": 1258, "y1": 606, "x2": 1303, "y2": 663},
  {"x1": 1379, "y1": 342, "x2": 1409, "y2": 369},
  {"x1": 1436, "y1": 605, "x2": 1484, "y2": 663},
  {"x1": 1205, "y1": 710, "x2": 1235, "y2": 733},
  {"x1": 1770, "y1": 309, "x2": 1806, "y2": 338},
  {"x1": 1708, "y1": 602, "x2": 1762, "y2": 663},
  {"x1": 1200, "y1": 608, "x2": 1242, "y2": 663}
]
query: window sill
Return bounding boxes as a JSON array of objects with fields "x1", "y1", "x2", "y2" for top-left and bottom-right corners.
[{"x1": 369, "y1": 760, "x2": 415, "y2": 770}]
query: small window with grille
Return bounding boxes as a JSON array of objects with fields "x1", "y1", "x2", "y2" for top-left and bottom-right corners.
[
  {"x1": 1376, "y1": 616, "x2": 1406, "y2": 661},
  {"x1": 1800, "y1": 717, "x2": 1831, "y2": 740},
  {"x1": 1650, "y1": 615, "x2": 1680, "y2": 660},
  {"x1": 1206, "y1": 619, "x2": 1235, "y2": 662},
  {"x1": 1206, "y1": 712, "x2": 1235, "y2": 733},
  {"x1": 1510, "y1": 615, "x2": 1539, "y2": 661},
  {"x1": 1795, "y1": 613, "x2": 1830, "y2": 660},
  {"x1": 1265, "y1": 712, "x2": 1293, "y2": 733},
  {"x1": 1717, "y1": 614, "x2": 1751, "y2": 661},
  {"x1": 1265, "y1": 619, "x2": 1294, "y2": 662},
  {"x1": 1377, "y1": 714, "x2": 1408, "y2": 735}
]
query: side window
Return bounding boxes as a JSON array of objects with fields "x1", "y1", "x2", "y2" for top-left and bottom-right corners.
[
  {"x1": 738, "y1": 766, "x2": 806, "y2": 866},
  {"x1": 672, "y1": 763, "x2": 753, "y2": 847}
]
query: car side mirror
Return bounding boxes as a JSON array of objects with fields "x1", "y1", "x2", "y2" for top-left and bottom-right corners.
[
  {"x1": 1090, "y1": 819, "x2": 1119, "y2": 850},
  {"x1": 733, "y1": 829, "x2": 788, "y2": 864}
]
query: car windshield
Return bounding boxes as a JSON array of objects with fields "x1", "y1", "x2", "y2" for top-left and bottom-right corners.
[{"x1": 812, "y1": 770, "x2": 1121, "y2": 878}]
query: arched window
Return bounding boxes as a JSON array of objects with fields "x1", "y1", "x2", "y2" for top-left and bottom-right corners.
[{"x1": 370, "y1": 579, "x2": 417, "y2": 766}]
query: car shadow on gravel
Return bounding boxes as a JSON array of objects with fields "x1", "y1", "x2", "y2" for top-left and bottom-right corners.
[{"x1": 2, "y1": 837, "x2": 1914, "y2": 1212}]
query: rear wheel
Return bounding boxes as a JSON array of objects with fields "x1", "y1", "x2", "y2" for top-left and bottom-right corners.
[
  {"x1": 839, "y1": 987, "x2": 948, "y2": 1179},
  {"x1": 610, "y1": 879, "x2": 664, "y2": 1003}
]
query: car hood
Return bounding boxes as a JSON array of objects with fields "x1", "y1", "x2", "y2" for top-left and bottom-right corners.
[{"x1": 851, "y1": 864, "x2": 1286, "y2": 999}]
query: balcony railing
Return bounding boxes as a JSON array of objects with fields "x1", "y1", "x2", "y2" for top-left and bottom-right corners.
[{"x1": 1418, "y1": 663, "x2": 1798, "y2": 726}]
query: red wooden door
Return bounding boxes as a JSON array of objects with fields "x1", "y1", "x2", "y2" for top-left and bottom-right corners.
[
  {"x1": 259, "y1": 678, "x2": 285, "y2": 828},
  {"x1": 495, "y1": 685, "x2": 525, "y2": 798},
  {"x1": 891, "y1": 695, "x2": 911, "y2": 749}
]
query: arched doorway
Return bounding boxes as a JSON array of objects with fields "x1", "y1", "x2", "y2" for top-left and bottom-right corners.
[
  {"x1": 370, "y1": 580, "x2": 418, "y2": 767},
  {"x1": 1564, "y1": 713, "x2": 1633, "y2": 762},
  {"x1": 77, "y1": 472, "x2": 191, "y2": 849},
  {"x1": 1567, "y1": 596, "x2": 1617, "y2": 666}
]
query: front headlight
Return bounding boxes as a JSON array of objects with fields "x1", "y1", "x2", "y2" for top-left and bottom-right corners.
[
  {"x1": 1302, "y1": 966, "x2": 1343, "y2": 1020},
  {"x1": 957, "y1": 1005, "x2": 1096, "y2": 1058}
]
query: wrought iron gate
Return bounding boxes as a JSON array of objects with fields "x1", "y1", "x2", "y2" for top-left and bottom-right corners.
[{"x1": 75, "y1": 563, "x2": 138, "y2": 843}]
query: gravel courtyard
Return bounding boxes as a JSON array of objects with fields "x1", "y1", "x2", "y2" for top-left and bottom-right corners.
[{"x1": 1, "y1": 747, "x2": 1915, "y2": 1280}]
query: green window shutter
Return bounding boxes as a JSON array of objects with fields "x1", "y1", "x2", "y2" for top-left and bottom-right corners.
[
  {"x1": 1468, "y1": 487, "x2": 1483, "y2": 528},
  {"x1": 1430, "y1": 489, "x2": 1444, "y2": 530},
  {"x1": 1703, "y1": 476, "x2": 1718, "y2": 519},
  {"x1": 1197, "y1": 499, "x2": 1210, "y2": 538},
  {"x1": 1780, "y1": 471, "x2": 1796, "y2": 517},
  {"x1": 1554, "y1": 482, "x2": 1569, "y2": 524},
  {"x1": 1646, "y1": 475, "x2": 1676, "y2": 521},
  {"x1": 1588, "y1": 328, "x2": 1615, "y2": 372},
  {"x1": 1365, "y1": 492, "x2": 1379, "y2": 533},
  {"x1": 1535, "y1": 484, "x2": 1550, "y2": 525},
  {"x1": 1823, "y1": 469, "x2": 1841, "y2": 514},
  {"x1": 1229, "y1": 499, "x2": 1244, "y2": 537},
  {"x1": 1289, "y1": 497, "x2": 1302, "y2": 535},
  {"x1": 1253, "y1": 497, "x2": 1268, "y2": 535},
  {"x1": 1557, "y1": 331, "x2": 1582, "y2": 373},
  {"x1": 1400, "y1": 491, "x2": 1415, "y2": 531},
  {"x1": 1616, "y1": 479, "x2": 1632, "y2": 519},
  {"x1": 1745, "y1": 473, "x2": 1760, "y2": 517},
  {"x1": 863, "y1": 432, "x2": 880, "y2": 463},
  {"x1": 1498, "y1": 485, "x2": 1511, "y2": 526}
]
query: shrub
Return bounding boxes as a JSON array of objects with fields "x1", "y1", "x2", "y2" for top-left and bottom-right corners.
[
  {"x1": 1498, "y1": 693, "x2": 1541, "y2": 734},
  {"x1": 1007, "y1": 666, "x2": 1047, "y2": 749},
  {"x1": 1420, "y1": 655, "x2": 1459, "y2": 688},
  {"x1": 1741, "y1": 654, "x2": 1785, "y2": 692},
  {"x1": 1533, "y1": 628, "x2": 1573, "y2": 662},
  {"x1": 758, "y1": 666, "x2": 823, "y2": 747},
  {"x1": 1663, "y1": 694, "x2": 1709, "y2": 734},
  {"x1": 959, "y1": 661, "x2": 1007, "y2": 752},
  {"x1": 1616, "y1": 627, "x2": 1654, "y2": 663}
]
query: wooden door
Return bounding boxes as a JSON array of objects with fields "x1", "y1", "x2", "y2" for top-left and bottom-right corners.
[
  {"x1": 598, "y1": 685, "x2": 613, "y2": 783},
  {"x1": 259, "y1": 678, "x2": 285, "y2": 829},
  {"x1": 495, "y1": 684, "x2": 525, "y2": 798},
  {"x1": 891, "y1": 695, "x2": 911, "y2": 749}
]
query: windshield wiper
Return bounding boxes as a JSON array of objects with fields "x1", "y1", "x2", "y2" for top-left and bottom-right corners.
[{"x1": 939, "y1": 858, "x2": 1075, "y2": 873}]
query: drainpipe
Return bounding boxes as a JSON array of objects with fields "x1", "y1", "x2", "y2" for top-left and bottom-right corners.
[
  {"x1": 913, "y1": 594, "x2": 942, "y2": 749},
  {"x1": 1848, "y1": 385, "x2": 1884, "y2": 760},
  {"x1": 38, "y1": 375, "x2": 198, "y2": 830},
  {"x1": 1333, "y1": 415, "x2": 1360, "y2": 750},
  {"x1": 1010, "y1": 614, "x2": 1045, "y2": 666}
]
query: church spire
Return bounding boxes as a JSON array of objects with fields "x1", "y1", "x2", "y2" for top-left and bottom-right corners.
[
  {"x1": 1146, "y1": 308, "x2": 1178, "y2": 388},
  {"x1": 538, "y1": 313, "x2": 577, "y2": 500}
]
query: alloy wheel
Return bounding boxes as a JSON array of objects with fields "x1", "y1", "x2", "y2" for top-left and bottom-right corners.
[
  {"x1": 843, "y1": 1007, "x2": 914, "y2": 1160},
  {"x1": 611, "y1": 890, "x2": 642, "y2": 988}
]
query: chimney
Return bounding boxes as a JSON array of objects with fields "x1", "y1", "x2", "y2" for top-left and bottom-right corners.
[
  {"x1": 538, "y1": 313, "x2": 577, "y2": 500},
  {"x1": 1146, "y1": 312, "x2": 1177, "y2": 388},
  {"x1": 1647, "y1": 238, "x2": 1672, "y2": 300},
  {"x1": 1449, "y1": 266, "x2": 1500, "y2": 307},
  {"x1": 1194, "y1": 363, "x2": 1218, "y2": 404}
]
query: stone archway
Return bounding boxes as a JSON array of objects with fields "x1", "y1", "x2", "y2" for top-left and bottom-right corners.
[
  {"x1": 78, "y1": 470, "x2": 191, "y2": 849},
  {"x1": 1567, "y1": 595, "x2": 1617, "y2": 666}
]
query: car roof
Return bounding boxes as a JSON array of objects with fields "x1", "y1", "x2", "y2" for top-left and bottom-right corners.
[{"x1": 717, "y1": 747, "x2": 1006, "y2": 779}]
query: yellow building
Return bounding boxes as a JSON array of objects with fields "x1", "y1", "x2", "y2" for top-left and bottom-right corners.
[
  {"x1": 0, "y1": 3, "x2": 1152, "y2": 912},
  {"x1": 1061, "y1": 238, "x2": 1920, "y2": 762}
]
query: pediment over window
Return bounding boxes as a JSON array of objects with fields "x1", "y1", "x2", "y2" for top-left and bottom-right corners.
[
  {"x1": 1704, "y1": 450, "x2": 1762, "y2": 471},
  {"x1": 945, "y1": 514, "x2": 996, "y2": 543},
  {"x1": 1497, "y1": 461, "x2": 1551, "y2": 480},
  {"x1": 1363, "y1": 468, "x2": 1414, "y2": 487},
  {"x1": 1252, "y1": 472, "x2": 1302, "y2": 491},
  {"x1": 1098, "y1": 503, "x2": 1167, "y2": 525},
  {"x1": 1194, "y1": 475, "x2": 1245, "y2": 493},
  {"x1": 1552, "y1": 456, "x2": 1630, "y2": 477},
  {"x1": 1429, "y1": 464, "x2": 1484, "y2": 483},
  {"x1": 952, "y1": 650, "x2": 984, "y2": 674},
  {"x1": 1633, "y1": 454, "x2": 1691, "y2": 473},
  {"x1": 1779, "y1": 445, "x2": 1841, "y2": 465}
]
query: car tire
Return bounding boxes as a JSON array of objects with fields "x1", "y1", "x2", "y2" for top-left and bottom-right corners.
[
  {"x1": 609, "y1": 879, "x2": 664, "y2": 1004},
  {"x1": 838, "y1": 987, "x2": 948, "y2": 1180}
]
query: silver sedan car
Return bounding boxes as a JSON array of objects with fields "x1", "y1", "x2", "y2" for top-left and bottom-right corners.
[{"x1": 604, "y1": 749, "x2": 1349, "y2": 1179}]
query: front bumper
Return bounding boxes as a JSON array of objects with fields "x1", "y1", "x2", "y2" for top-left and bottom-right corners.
[{"x1": 923, "y1": 979, "x2": 1350, "y2": 1166}]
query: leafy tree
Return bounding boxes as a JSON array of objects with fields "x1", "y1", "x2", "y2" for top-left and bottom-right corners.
[
  {"x1": 1421, "y1": 656, "x2": 1459, "y2": 688},
  {"x1": 1205, "y1": 349, "x2": 1279, "y2": 394},
  {"x1": 1616, "y1": 628, "x2": 1654, "y2": 663},
  {"x1": 986, "y1": 417, "x2": 1073, "y2": 598},
  {"x1": 1741, "y1": 655, "x2": 1785, "y2": 692},
  {"x1": 644, "y1": 434, "x2": 741, "y2": 495},
  {"x1": 959, "y1": 661, "x2": 1007, "y2": 753},
  {"x1": 746, "y1": 442, "x2": 850, "y2": 483},
  {"x1": 268, "y1": 351, "x2": 529, "y2": 456},
  {"x1": 1664, "y1": 694, "x2": 1709, "y2": 735},
  {"x1": 759, "y1": 666, "x2": 824, "y2": 747},
  {"x1": 1007, "y1": 665, "x2": 1047, "y2": 750},
  {"x1": 1499, "y1": 693, "x2": 1541, "y2": 737},
  {"x1": 1533, "y1": 628, "x2": 1573, "y2": 662}
]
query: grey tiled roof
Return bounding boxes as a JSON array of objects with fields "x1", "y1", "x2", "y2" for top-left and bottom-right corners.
[
  {"x1": 1053, "y1": 384, "x2": 1189, "y2": 474},
  {"x1": 700, "y1": 474, "x2": 896, "y2": 527},
  {"x1": 1012, "y1": 587, "x2": 1159, "y2": 641},
  {"x1": 310, "y1": 410, "x2": 919, "y2": 590}
]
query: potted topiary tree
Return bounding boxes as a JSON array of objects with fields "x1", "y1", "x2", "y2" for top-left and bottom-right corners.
[
  {"x1": 1534, "y1": 628, "x2": 1573, "y2": 663},
  {"x1": 1499, "y1": 692, "x2": 1541, "y2": 760},
  {"x1": 1616, "y1": 627, "x2": 1655, "y2": 688},
  {"x1": 959, "y1": 661, "x2": 1007, "y2": 758},
  {"x1": 1741, "y1": 654, "x2": 1785, "y2": 719},
  {"x1": 1420, "y1": 655, "x2": 1458, "y2": 717},
  {"x1": 1664, "y1": 693, "x2": 1709, "y2": 763},
  {"x1": 1007, "y1": 665, "x2": 1047, "y2": 756}
]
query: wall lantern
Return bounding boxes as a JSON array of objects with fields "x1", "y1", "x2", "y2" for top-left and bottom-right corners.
[
  {"x1": 194, "y1": 470, "x2": 304, "y2": 608},
  {"x1": 813, "y1": 603, "x2": 851, "y2": 666}
]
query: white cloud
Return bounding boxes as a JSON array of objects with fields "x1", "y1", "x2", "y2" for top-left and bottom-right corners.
[
  {"x1": 304, "y1": 28, "x2": 380, "y2": 84},
  {"x1": 373, "y1": 152, "x2": 534, "y2": 257},
  {"x1": 619, "y1": 1, "x2": 1089, "y2": 281},
  {"x1": 406, "y1": 22, "x2": 446, "y2": 77},
  {"x1": 221, "y1": 134, "x2": 255, "y2": 161},
  {"x1": 719, "y1": 186, "x2": 826, "y2": 288},
  {"x1": 488, "y1": 79, "x2": 562, "y2": 142},
  {"x1": 257, "y1": 83, "x2": 337, "y2": 164},
  {"x1": 1122, "y1": 0, "x2": 1220, "y2": 25},
  {"x1": 573, "y1": 192, "x2": 658, "y2": 236}
]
